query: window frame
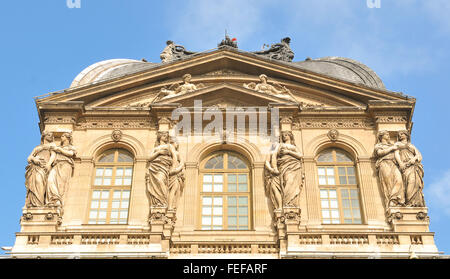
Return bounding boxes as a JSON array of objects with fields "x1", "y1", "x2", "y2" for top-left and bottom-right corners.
[
  {"x1": 316, "y1": 148, "x2": 363, "y2": 225},
  {"x1": 86, "y1": 148, "x2": 134, "y2": 225},
  {"x1": 198, "y1": 151, "x2": 252, "y2": 231}
]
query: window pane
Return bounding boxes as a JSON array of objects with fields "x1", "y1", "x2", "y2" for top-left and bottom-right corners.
[
  {"x1": 89, "y1": 211, "x2": 97, "y2": 218},
  {"x1": 228, "y1": 207, "x2": 237, "y2": 215},
  {"x1": 317, "y1": 150, "x2": 333, "y2": 162},
  {"x1": 202, "y1": 207, "x2": 211, "y2": 215},
  {"x1": 103, "y1": 178, "x2": 111, "y2": 186},
  {"x1": 228, "y1": 155, "x2": 247, "y2": 169},
  {"x1": 203, "y1": 183, "x2": 212, "y2": 192},
  {"x1": 125, "y1": 168, "x2": 133, "y2": 176},
  {"x1": 205, "y1": 155, "x2": 223, "y2": 169},
  {"x1": 319, "y1": 176, "x2": 327, "y2": 185},
  {"x1": 238, "y1": 197, "x2": 248, "y2": 205},
  {"x1": 117, "y1": 150, "x2": 133, "y2": 162},
  {"x1": 228, "y1": 174, "x2": 237, "y2": 182},
  {"x1": 326, "y1": 167, "x2": 334, "y2": 175},
  {"x1": 121, "y1": 201, "x2": 129, "y2": 208},
  {"x1": 96, "y1": 168, "x2": 104, "y2": 176},
  {"x1": 112, "y1": 201, "x2": 120, "y2": 209},
  {"x1": 213, "y1": 217, "x2": 222, "y2": 225},
  {"x1": 92, "y1": 191, "x2": 101, "y2": 199},
  {"x1": 228, "y1": 184, "x2": 237, "y2": 192},
  {"x1": 203, "y1": 197, "x2": 212, "y2": 205},
  {"x1": 239, "y1": 217, "x2": 248, "y2": 226},
  {"x1": 348, "y1": 176, "x2": 356, "y2": 184},
  {"x1": 320, "y1": 190, "x2": 328, "y2": 198},
  {"x1": 327, "y1": 177, "x2": 335, "y2": 185},
  {"x1": 228, "y1": 216, "x2": 237, "y2": 225},
  {"x1": 321, "y1": 200, "x2": 329, "y2": 208},
  {"x1": 318, "y1": 167, "x2": 326, "y2": 175},
  {"x1": 214, "y1": 175, "x2": 223, "y2": 183},
  {"x1": 339, "y1": 176, "x2": 347, "y2": 185},
  {"x1": 213, "y1": 184, "x2": 223, "y2": 192},
  {"x1": 336, "y1": 150, "x2": 352, "y2": 162},
  {"x1": 123, "y1": 178, "x2": 132, "y2": 185},
  {"x1": 213, "y1": 197, "x2": 223, "y2": 205},
  {"x1": 213, "y1": 207, "x2": 222, "y2": 215},
  {"x1": 202, "y1": 217, "x2": 211, "y2": 225},
  {"x1": 338, "y1": 167, "x2": 346, "y2": 175},
  {"x1": 115, "y1": 178, "x2": 123, "y2": 186},
  {"x1": 238, "y1": 175, "x2": 247, "y2": 183},
  {"x1": 122, "y1": 191, "x2": 130, "y2": 198},
  {"x1": 203, "y1": 175, "x2": 212, "y2": 183},
  {"x1": 104, "y1": 168, "x2": 113, "y2": 177},
  {"x1": 116, "y1": 168, "x2": 124, "y2": 176},
  {"x1": 350, "y1": 189, "x2": 358, "y2": 198},
  {"x1": 228, "y1": 197, "x2": 237, "y2": 206},
  {"x1": 322, "y1": 211, "x2": 330, "y2": 218},
  {"x1": 238, "y1": 183, "x2": 248, "y2": 192},
  {"x1": 331, "y1": 210, "x2": 339, "y2": 218},
  {"x1": 98, "y1": 152, "x2": 115, "y2": 162},
  {"x1": 94, "y1": 178, "x2": 102, "y2": 186},
  {"x1": 238, "y1": 207, "x2": 248, "y2": 215},
  {"x1": 330, "y1": 200, "x2": 338, "y2": 209},
  {"x1": 329, "y1": 190, "x2": 337, "y2": 198},
  {"x1": 347, "y1": 167, "x2": 355, "y2": 175}
]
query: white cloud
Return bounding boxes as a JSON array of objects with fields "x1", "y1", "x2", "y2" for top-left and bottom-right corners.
[{"x1": 426, "y1": 169, "x2": 450, "y2": 216}]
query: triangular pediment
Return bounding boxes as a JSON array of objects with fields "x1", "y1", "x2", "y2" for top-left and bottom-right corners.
[{"x1": 36, "y1": 48, "x2": 413, "y2": 111}]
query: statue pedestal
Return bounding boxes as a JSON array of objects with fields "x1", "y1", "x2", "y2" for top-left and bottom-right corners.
[
  {"x1": 148, "y1": 206, "x2": 177, "y2": 253},
  {"x1": 20, "y1": 207, "x2": 61, "y2": 233},
  {"x1": 387, "y1": 207, "x2": 430, "y2": 233},
  {"x1": 275, "y1": 207, "x2": 301, "y2": 256}
]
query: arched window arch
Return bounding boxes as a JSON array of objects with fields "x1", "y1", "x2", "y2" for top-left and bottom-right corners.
[
  {"x1": 316, "y1": 148, "x2": 362, "y2": 224},
  {"x1": 199, "y1": 151, "x2": 251, "y2": 230},
  {"x1": 87, "y1": 148, "x2": 134, "y2": 224}
]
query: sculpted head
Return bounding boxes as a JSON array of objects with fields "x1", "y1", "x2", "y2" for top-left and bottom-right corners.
[
  {"x1": 41, "y1": 131, "x2": 54, "y2": 144},
  {"x1": 156, "y1": 131, "x2": 170, "y2": 146},
  {"x1": 61, "y1": 132, "x2": 73, "y2": 146},
  {"x1": 280, "y1": 130, "x2": 295, "y2": 145},
  {"x1": 182, "y1": 74, "x2": 192, "y2": 83},
  {"x1": 397, "y1": 130, "x2": 410, "y2": 142},
  {"x1": 259, "y1": 74, "x2": 268, "y2": 83},
  {"x1": 282, "y1": 37, "x2": 291, "y2": 44},
  {"x1": 377, "y1": 130, "x2": 390, "y2": 143},
  {"x1": 166, "y1": 40, "x2": 174, "y2": 46}
]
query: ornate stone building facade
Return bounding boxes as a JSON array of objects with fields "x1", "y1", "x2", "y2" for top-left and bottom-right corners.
[{"x1": 10, "y1": 38, "x2": 440, "y2": 258}]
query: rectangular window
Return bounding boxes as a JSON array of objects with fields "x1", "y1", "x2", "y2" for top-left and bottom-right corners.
[{"x1": 201, "y1": 196, "x2": 223, "y2": 230}]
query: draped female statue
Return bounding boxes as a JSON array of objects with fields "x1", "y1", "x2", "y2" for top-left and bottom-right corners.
[
  {"x1": 46, "y1": 132, "x2": 77, "y2": 212},
  {"x1": 146, "y1": 131, "x2": 177, "y2": 207},
  {"x1": 167, "y1": 138, "x2": 185, "y2": 210},
  {"x1": 25, "y1": 131, "x2": 56, "y2": 207},
  {"x1": 264, "y1": 131, "x2": 303, "y2": 209},
  {"x1": 374, "y1": 130, "x2": 404, "y2": 208},
  {"x1": 394, "y1": 130, "x2": 425, "y2": 207}
]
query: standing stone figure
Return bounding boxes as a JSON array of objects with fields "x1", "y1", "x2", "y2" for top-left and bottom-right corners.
[
  {"x1": 394, "y1": 130, "x2": 425, "y2": 207},
  {"x1": 374, "y1": 130, "x2": 405, "y2": 208},
  {"x1": 167, "y1": 137, "x2": 185, "y2": 211},
  {"x1": 46, "y1": 132, "x2": 77, "y2": 213},
  {"x1": 146, "y1": 131, "x2": 177, "y2": 207},
  {"x1": 264, "y1": 131, "x2": 303, "y2": 209},
  {"x1": 24, "y1": 131, "x2": 56, "y2": 207}
]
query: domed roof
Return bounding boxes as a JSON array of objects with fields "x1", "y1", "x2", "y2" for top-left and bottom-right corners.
[
  {"x1": 70, "y1": 59, "x2": 159, "y2": 88},
  {"x1": 293, "y1": 56, "x2": 385, "y2": 89}
]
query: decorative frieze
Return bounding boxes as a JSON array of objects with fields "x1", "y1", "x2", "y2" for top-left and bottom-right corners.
[
  {"x1": 77, "y1": 117, "x2": 156, "y2": 129},
  {"x1": 293, "y1": 117, "x2": 375, "y2": 129}
]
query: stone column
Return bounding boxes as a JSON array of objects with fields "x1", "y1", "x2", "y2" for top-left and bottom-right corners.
[{"x1": 303, "y1": 157, "x2": 322, "y2": 228}]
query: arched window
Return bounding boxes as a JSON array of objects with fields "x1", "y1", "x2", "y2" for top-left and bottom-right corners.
[
  {"x1": 200, "y1": 151, "x2": 251, "y2": 230},
  {"x1": 88, "y1": 148, "x2": 134, "y2": 224},
  {"x1": 316, "y1": 148, "x2": 362, "y2": 224}
]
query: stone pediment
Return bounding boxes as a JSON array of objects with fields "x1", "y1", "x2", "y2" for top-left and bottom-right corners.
[{"x1": 36, "y1": 48, "x2": 414, "y2": 111}]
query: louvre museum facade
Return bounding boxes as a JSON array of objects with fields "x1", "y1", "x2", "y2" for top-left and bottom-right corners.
[{"x1": 9, "y1": 38, "x2": 441, "y2": 258}]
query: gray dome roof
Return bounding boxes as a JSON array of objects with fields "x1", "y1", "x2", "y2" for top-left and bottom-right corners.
[
  {"x1": 293, "y1": 56, "x2": 385, "y2": 89},
  {"x1": 70, "y1": 59, "x2": 159, "y2": 88}
]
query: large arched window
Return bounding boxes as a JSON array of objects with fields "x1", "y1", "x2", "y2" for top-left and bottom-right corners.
[
  {"x1": 199, "y1": 151, "x2": 251, "y2": 230},
  {"x1": 87, "y1": 148, "x2": 134, "y2": 224},
  {"x1": 316, "y1": 148, "x2": 362, "y2": 224}
]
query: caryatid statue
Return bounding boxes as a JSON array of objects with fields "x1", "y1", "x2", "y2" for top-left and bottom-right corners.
[
  {"x1": 394, "y1": 130, "x2": 425, "y2": 207},
  {"x1": 25, "y1": 131, "x2": 57, "y2": 207},
  {"x1": 264, "y1": 131, "x2": 304, "y2": 210},
  {"x1": 167, "y1": 137, "x2": 185, "y2": 211},
  {"x1": 146, "y1": 131, "x2": 178, "y2": 208},
  {"x1": 46, "y1": 132, "x2": 77, "y2": 214},
  {"x1": 374, "y1": 130, "x2": 405, "y2": 208}
]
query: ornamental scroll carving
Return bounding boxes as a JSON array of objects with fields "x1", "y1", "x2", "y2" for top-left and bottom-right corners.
[
  {"x1": 264, "y1": 131, "x2": 304, "y2": 211},
  {"x1": 25, "y1": 132, "x2": 77, "y2": 216},
  {"x1": 374, "y1": 130, "x2": 425, "y2": 210}
]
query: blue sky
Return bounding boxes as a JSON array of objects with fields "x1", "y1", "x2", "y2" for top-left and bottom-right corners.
[{"x1": 0, "y1": 0, "x2": 449, "y2": 255}]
